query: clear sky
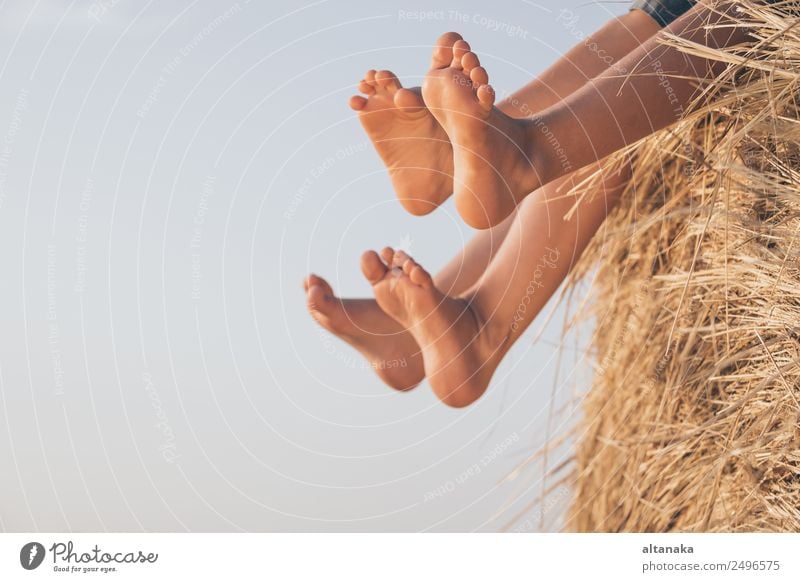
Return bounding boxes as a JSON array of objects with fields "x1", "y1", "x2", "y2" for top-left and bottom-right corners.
[{"x1": 0, "y1": 0, "x2": 623, "y2": 532}]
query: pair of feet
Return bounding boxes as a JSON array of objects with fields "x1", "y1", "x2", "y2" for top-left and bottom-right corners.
[
  {"x1": 351, "y1": 32, "x2": 545, "y2": 229},
  {"x1": 305, "y1": 249, "x2": 508, "y2": 408},
  {"x1": 306, "y1": 33, "x2": 533, "y2": 407}
]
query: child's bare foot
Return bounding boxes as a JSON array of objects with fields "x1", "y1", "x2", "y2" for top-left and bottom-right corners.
[
  {"x1": 422, "y1": 37, "x2": 545, "y2": 229},
  {"x1": 304, "y1": 274, "x2": 424, "y2": 391},
  {"x1": 349, "y1": 32, "x2": 464, "y2": 216},
  {"x1": 360, "y1": 248, "x2": 509, "y2": 408}
]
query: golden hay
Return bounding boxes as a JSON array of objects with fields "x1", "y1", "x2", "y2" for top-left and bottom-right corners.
[{"x1": 562, "y1": 1, "x2": 800, "y2": 532}]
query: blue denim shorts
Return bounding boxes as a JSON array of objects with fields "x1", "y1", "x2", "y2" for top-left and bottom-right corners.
[
  {"x1": 631, "y1": 0, "x2": 785, "y2": 27},
  {"x1": 631, "y1": 0, "x2": 696, "y2": 27}
]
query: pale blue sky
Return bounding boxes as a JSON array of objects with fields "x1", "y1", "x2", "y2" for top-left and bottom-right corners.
[{"x1": 0, "y1": 0, "x2": 624, "y2": 532}]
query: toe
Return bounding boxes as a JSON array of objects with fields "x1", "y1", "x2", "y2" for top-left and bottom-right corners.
[
  {"x1": 357, "y1": 80, "x2": 375, "y2": 95},
  {"x1": 430, "y1": 31, "x2": 464, "y2": 69},
  {"x1": 364, "y1": 69, "x2": 377, "y2": 87},
  {"x1": 461, "y1": 51, "x2": 480, "y2": 76},
  {"x1": 392, "y1": 250, "x2": 410, "y2": 269},
  {"x1": 402, "y1": 258, "x2": 416, "y2": 276},
  {"x1": 469, "y1": 66, "x2": 488, "y2": 88},
  {"x1": 349, "y1": 95, "x2": 368, "y2": 110},
  {"x1": 307, "y1": 283, "x2": 333, "y2": 314},
  {"x1": 380, "y1": 247, "x2": 395, "y2": 265},
  {"x1": 409, "y1": 264, "x2": 433, "y2": 288},
  {"x1": 375, "y1": 70, "x2": 400, "y2": 91},
  {"x1": 394, "y1": 87, "x2": 425, "y2": 113},
  {"x1": 361, "y1": 250, "x2": 389, "y2": 284},
  {"x1": 476, "y1": 84, "x2": 495, "y2": 111},
  {"x1": 306, "y1": 274, "x2": 337, "y2": 315},
  {"x1": 306, "y1": 274, "x2": 333, "y2": 296},
  {"x1": 451, "y1": 40, "x2": 471, "y2": 68}
]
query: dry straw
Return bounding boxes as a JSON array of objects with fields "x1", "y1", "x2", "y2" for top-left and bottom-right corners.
[{"x1": 539, "y1": 0, "x2": 800, "y2": 531}]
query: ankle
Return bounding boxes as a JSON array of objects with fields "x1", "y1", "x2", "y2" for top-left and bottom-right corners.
[
  {"x1": 521, "y1": 114, "x2": 567, "y2": 189},
  {"x1": 459, "y1": 292, "x2": 510, "y2": 350}
]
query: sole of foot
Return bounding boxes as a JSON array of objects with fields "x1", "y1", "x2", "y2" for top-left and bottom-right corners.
[
  {"x1": 422, "y1": 36, "x2": 543, "y2": 229},
  {"x1": 304, "y1": 274, "x2": 424, "y2": 391},
  {"x1": 350, "y1": 40, "x2": 460, "y2": 216},
  {"x1": 360, "y1": 247, "x2": 509, "y2": 408}
]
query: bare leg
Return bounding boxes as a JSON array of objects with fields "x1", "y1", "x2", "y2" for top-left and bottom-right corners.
[
  {"x1": 362, "y1": 162, "x2": 629, "y2": 407},
  {"x1": 307, "y1": 10, "x2": 660, "y2": 392},
  {"x1": 424, "y1": 2, "x2": 752, "y2": 227},
  {"x1": 352, "y1": 10, "x2": 660, "y2": 216}
]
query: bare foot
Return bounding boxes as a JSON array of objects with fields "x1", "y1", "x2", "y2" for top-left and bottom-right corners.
[
  {"x1": 304, "y1": 274, "x2": 424, "y2": 391},
  {"x1": 422, "y1": 37, "x2": 544, "y2": 229},
  {"x1": 360, "y1": 248, "x2": 509, "y2": 408},
  {"x1": 349, "y1": 32, "x2": 465, "y2": 216}
]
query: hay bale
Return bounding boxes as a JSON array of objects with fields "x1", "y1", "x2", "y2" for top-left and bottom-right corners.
[{"x1": 564, "y1": 1, "x2": 800, "y2": 532}]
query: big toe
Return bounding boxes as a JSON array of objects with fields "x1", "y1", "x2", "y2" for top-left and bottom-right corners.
[
  {"x1": 430, "y1": 31, "x2": 463, "y2": 69},
  {"x1": 307, "y1": 283, "x2": 335, "y2": 317},
  {"x1": 305, "y1": 274, "x2": 333, "y2": 296},
  {"x1": 361, "y1": 250, "x2": 389, "y2": 285},
  {"x1": 393, "y1": 87, "x2": 425, "y2": 112}
]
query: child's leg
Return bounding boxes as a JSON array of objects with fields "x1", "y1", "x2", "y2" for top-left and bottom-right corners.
[
  {"x1": 307, "y1": 10, "x2": 658, "y2": 394},
  {"x1": 304, "y1": 209, "x2": 517, "y2": 392},
  {"x1": 351, "y1": 9, "x2": 660, "y2": 216},
  {"x1": 425, "y1": 1, "x2": 751, "y2": 227},
  {"x1": 361, "y1": 160, "x2": 629, "y2": 407},
  {"x1": 528, "y1": 1, "x2": 751, "y2": 184}
]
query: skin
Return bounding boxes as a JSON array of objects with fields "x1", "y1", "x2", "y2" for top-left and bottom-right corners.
[
  {"x1": 361, "y1": 163, "x2": 630, "y2": 407},
  {"x1": 315, "y1": 3, "x2": 755, "y2": 405},
  {"x1": 385, "y1": 1, "x2": 755, "y2": 406},
  {"x1": 425, "y1": 1, "x2": 751, "y2": 228},
  {"x1": 306, "y1": 10, "x2": 660, "y2": 400}
]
